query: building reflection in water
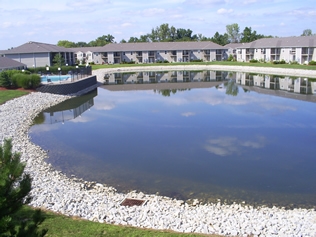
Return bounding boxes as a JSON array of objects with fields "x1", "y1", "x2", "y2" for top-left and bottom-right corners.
[
  {"x1": 235, "y1": 72, "x2": 316, "y2": 102},
  {"x1": 104, "y1": 70, "x2": 229, "y2": 84},
  {"x1": 34, "y1": 89, "x2": 97, "y2": 125}
]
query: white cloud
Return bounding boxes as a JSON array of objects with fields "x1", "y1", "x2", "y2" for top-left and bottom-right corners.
[
  {"x1": 204, "y1": 136, "x2": 266, "y2": 157},
  {"x1": 121, "y1": 23, "x2": 132, "y2": 27},
  {"x1": 217, "y1": 8, "x2": 234, "y2": 14},
  {"x1": 181, "y1": 112, "x2": 196, "y2": 117}
]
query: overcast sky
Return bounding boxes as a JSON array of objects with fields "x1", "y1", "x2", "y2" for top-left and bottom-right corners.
[{"x1": 0, "y1": 0, "x2": 315, "y2": 49}]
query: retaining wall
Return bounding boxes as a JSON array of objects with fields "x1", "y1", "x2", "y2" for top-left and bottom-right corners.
[{"x1": 36, "y1": 76, "x2": 98, "y2": 95}]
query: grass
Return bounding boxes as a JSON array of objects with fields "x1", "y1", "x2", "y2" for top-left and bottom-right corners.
[
  {"x1": 0, "y1": 90, "x2": 30, "y2": 104},
  {"x1": 91, "y1": 61, "x2": 316, "y2": 71},
  {"x1": 15, "y1": 206, "x2": 220, "y2": 237}
]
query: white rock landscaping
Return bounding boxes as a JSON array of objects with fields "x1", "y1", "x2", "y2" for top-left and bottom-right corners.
[{"x1": 1, "y1": 89, "x2": 316, "y2": 237}]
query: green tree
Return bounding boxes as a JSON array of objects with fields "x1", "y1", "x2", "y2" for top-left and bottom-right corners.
[
  {"x1": 139, "y1": 34, "x2": 150, "y2": 42},
  {"x1": 0, "y1": 139, "x2": 47, "y2": 237},
  {"x1": 128, "y1": 37, "x2": 139, "y2": 43},
  {"x1": 210, "y1": 32, "x2": 229, "y2": 46},
  {"x1": 57, "y1": 40, "x2": 76, "y2": 48},
  {"x1": 301, "y1": 29, "x2": 313, "y2": 36},
  {"x1": 75, "y1": 41, "x2": 89, "y2": 47},
  {"x1": 52, "y1": 54, "x2": 65, "y2": 67},
  {"x1": 226, "y1": 23, "x2": 240, "y2": 43},
  {"x1": 240, "y1": 27, "x2": 265, "y2": 43},
  {"x1": 89, "y1": 34, "x2": 115, "y2": 46}
]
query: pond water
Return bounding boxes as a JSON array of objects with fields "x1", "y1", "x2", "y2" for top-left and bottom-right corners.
[{"x1": 29, "y1": 71, "x2": 316, "y2": 208}]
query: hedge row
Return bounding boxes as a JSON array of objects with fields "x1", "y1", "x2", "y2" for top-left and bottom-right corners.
[{"x1": 0, "y1": 70, "x2": 41, "y2": 89}]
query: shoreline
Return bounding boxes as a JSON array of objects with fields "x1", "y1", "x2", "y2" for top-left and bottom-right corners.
[{"x1": 1, "y1": 66, "x2": 316, "y2": 236}]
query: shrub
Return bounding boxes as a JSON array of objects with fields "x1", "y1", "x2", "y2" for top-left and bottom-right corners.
[
  {"x1": 30, "y1": 74, "x2": 41, "y2": 88},
  {"x1": 249, "y1": 59, "x2": 259, "y2": 63},
  {"x1": 0, "y1": 71, "x2": 11, "y2": 88},
  {"x1": 190, "y1": 59, "x2": 203, "y2": 62},
  {"x1": 290, "y1": 61, "x2": 299, "y2": 65},
  {"x1": 309, "y1": 60, "x2": 316, "y2": 65},
  {"x1": 227, "y1": 54, "x2": 234, "y2": 61}
]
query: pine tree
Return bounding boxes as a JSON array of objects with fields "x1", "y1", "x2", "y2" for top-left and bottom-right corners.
[{"x1": 0, "y1": 139, "x2": 47, "y2": 237}]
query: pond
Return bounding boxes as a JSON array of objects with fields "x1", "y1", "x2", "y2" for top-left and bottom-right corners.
[{"x1": 29, "y1": 70, "x2": 316, "y2": 208}]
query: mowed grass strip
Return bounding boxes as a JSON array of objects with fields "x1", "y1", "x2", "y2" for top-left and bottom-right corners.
[
  {"x1": 16, "y1": 206, "x2": 221, "y2": 237},
  {"x1": 0, "y1": 90, "x2": 29, "y2": 104}
]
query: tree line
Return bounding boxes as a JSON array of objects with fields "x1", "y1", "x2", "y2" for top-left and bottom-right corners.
[{"x1": 57, "y1": 23, "x2": 315, "y2": 48}]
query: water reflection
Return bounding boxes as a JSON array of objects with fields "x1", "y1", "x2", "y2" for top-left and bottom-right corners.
[
  {"x1": 33, "y1": 89, "x2": 97, "y2": 125},
  {"x1": 104, "y1": 70, "x2": 228, "y2": 84},
  {"x1": 29, "y1": 71, "x2": 316, "y2": 208}
]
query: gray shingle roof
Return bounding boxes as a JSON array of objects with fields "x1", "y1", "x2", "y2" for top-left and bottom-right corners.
[
  {"x1": 69, "y1": 47, "x2": 105, "y2": 53},
  {"x1": 0, "y1": 57, "x2": 26, "y2": 70},
  {"x1": 237, "y1": 36, "x2": 316, "y2": 49},
  {"x1": 102, "y1": 41, "x2": 225, "y2": 52},
  {"x1": 0, "y1": 41, "x2": 73, "y2": 54}
]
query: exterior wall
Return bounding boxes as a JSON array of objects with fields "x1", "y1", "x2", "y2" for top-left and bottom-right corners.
[
  {"x1": 36, "y1": 75, "x2": 97, "y2": 95},
  {"x1": 5, "y1": 53, "x2": 51, "y2": 67},
  {"x1": 238, "y1": 46, "x2": 316, "y2": 64}
]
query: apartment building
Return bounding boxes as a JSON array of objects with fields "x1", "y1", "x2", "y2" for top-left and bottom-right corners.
[
  {"x1": 0, "y1": 41, "x2": 75, "y2": 68},
  {"x1": 235, "y1": 36, "x2": 316, "y2": 64}
]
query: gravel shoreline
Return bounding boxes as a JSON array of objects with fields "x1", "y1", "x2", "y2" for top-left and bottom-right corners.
[{"x1": 1, "y1": 66, "x2": 316, "y2": 236}]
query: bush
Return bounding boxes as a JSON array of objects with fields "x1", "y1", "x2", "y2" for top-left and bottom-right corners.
[
  {"x1": 190, "y1": 59, "x2": 203, "y2": 62},
  {"x1": 0, "y1": 71, "x2": 11, "y2": 88},
  {"x1": 0, "y1": 138, "x2": 47, "y2": 237},
  {"x1": 308, "y1": 60, "x2": 316, "y2": 65},
  {"x1": 156, "y1": 60, "x2": 169, "y2": 63},
  {"x1": 290, "y1": 61, "x2": 299, "y2": 65},
  {"x1": 249, "y1": 59, "x2": 259, "y2": 63}
]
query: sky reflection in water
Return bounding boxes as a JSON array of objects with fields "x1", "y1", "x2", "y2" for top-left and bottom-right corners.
[{"x1": 30, "y1": 77, "x2": 316, "y2": 207}]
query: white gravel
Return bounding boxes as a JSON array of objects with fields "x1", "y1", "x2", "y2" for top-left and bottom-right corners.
[{"x1": 1, "y1": 65, "x2": 316, "y2": 236}]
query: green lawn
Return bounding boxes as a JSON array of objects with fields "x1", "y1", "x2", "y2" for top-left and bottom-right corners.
[
  {"x1": 0, "y1": 90, "x2": 29, "y2": 104},
  {"x1": 16, "y1": 206, "x2": 219, "y2": 237},
  {"x1": 91, "y1": 61, "x2": 316, "y2": 71}
]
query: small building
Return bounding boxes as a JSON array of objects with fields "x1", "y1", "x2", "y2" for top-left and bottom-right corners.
[
  {"x1": 70, "y1": 47, "x2": 105, "y2": 65},
  {"x1": 236, "y1": 36, "x2": 316, "y2": 64},
  {"x1": 0, "y1": 41, "x2": 75, "y2": 68},
  {"x1": 0, "y1": 56, "x2": 26, "y2": 71}
]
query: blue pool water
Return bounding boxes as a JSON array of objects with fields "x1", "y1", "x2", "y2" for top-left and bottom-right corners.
[{"x1": 41, "y1": 75, "x2": 71, "y2": 82}]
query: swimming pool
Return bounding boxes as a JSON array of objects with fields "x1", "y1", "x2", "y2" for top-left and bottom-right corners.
[{"x1": 41, "y1": 75, "x2": 71, "y2": 82}]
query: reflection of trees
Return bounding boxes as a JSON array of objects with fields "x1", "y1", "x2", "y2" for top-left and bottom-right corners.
[
  {"x1": 154, "y1": 88, "x2": 191, "y2": 97},
  {"x1": 32, "y1": 112, "x2": 45, "y2": 125},
  {"x1": 224, "y1": 79, "x2": 239, "y2": 96}
]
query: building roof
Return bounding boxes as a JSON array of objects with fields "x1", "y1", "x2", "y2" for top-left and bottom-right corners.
[
  {"x1": 0, "y1": 57, "x2": 26, "y2": 70},
  {"x1": 102, "y1": 41, "x2": 225, "y2": 52},
  {"x1": 224, "y1": 43, "x2": 244, "y2": 49},
  {"x1": 0, "y1": 41, "x2": 73, "y2": 54},
  {"x1": 69, "y1": 47, "x2": 105, "y2": 53},
  {"x1": 237, "y1": 36, "x2": 316, "y2": 49}
]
